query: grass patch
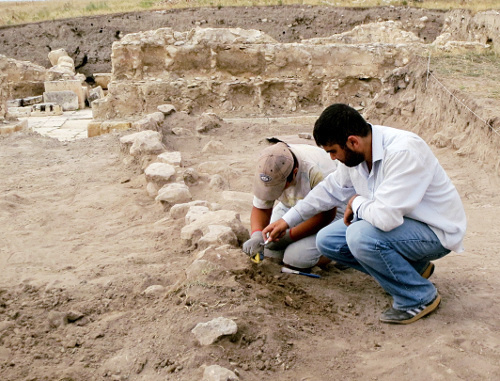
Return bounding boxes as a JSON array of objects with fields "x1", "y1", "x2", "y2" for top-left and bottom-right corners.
[
  {"x1": 85, "y1": 1, "x2": 110, "y2": 12},
  {"x1": 139, "y1": 0, "x2": 157, "y2": 8}
]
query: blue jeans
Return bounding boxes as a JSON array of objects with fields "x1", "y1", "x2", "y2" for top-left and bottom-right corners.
[{"x1": 316, "y1": 218, "x2": 450, "y2": 310}]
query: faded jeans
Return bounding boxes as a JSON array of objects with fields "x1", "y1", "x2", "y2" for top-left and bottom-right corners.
[
  {"x1": 316, "y1": 218, "x2": 450, "y2": 310},
  {"x1": 265, "y1": 202, "x2": 323, "y2": 269}
]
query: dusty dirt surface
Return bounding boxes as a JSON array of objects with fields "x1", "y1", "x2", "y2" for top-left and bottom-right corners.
[
  {"x1": 1, "y1": 5, "x2": 500, "y2": 381},
  {"x1": 2, "y1": 115, "x2": 500, "y2": 380},
  {"x1": 0, "y1": 5, "x2": 446, "y2": 77}
]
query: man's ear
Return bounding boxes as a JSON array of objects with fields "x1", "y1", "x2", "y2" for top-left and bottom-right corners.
[{"x1": 345, "y1": 135, "x2": 360, "y2": 150}]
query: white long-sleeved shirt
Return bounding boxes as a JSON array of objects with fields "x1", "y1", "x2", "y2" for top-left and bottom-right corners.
[{"x1": 282, "y1": 125, "x2": 467, "y2": 253}]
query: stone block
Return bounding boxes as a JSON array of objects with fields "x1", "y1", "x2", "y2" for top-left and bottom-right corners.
[
  {"x1": 202, "y1": 365, "x2": 239, "y2": 381},
  {"x1": 93, "y1": 73, "x2": 112, "y2": 89},
  {"x1": 191, "y1": 317, "x2": 238, "y2": 346},
  {"x1": 100, "y1": 121, "x2": 132, "y2": 135},
  {"x1": 169, "y1": 200, "x2": 220, "y2": 220},
  {"x1": 144, "y1": 162, "x2": 176, "y2": 187},
  {"x1": 157, "y1": 104, "x2": 176, "y2": 116},
  {"x1": 180, "y1": 209, "x2": 249, "y2": 246},
  {"x1": 87, "y1": 122, "x2": 101, "y2": 138},
  {"x1": 31, "y1": 103, "x2": 63, "y2": 116},
  {"x1": 198, "y1": 225, "x2": 238, "y2": 249},
  {"x1": 185, "y1": 205, "x2": 211, "y2": 224},
  {"x1": 197, "y1": 113, "x2": 223, "y2": 133},
  {"x1": 21, "y1": 95, "x2": 43, "y2": 106},
  {"x1": 43, "y1": 90, "x2": 79, "y2": 111},
  {"x1": 7, "y1": 106, "x2": 31, "y2": 118},
  {"x1": 48, "y1": 48, "x2": 69, "y2": 66},
  {"x1": 44, "y1": 80, "x2": 85, "y2": 109},
  {"x1": 0, "y1": 119, "x2": 28, "y2": 135},
  {"x1": 158, "y1": 151, "x2": 182, "y2": 167},
  {"x1": 119, "y1": 130, "x2": 165, "y2": 156},
  {"x1": 88, "y1": 121, "x2": 132, "y2": 137},
  {"x1": 131, "y1": 111, "x2": 165, "y2": 132},
  {"x1": 6, "y1": 99, "x2": 22, "y2": 107},
  {"x1": 215, "y1": 46, "x2": 266, "y2": 75},
  {"x1": 87, "y1": 86, "x2": 104, "y2": 105},
  {"x1": 155, "y1": 183, "x2": 192, "y2": 209}
]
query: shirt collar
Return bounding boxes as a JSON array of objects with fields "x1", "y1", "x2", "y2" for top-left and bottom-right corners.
[{"x1": 371, "y1": 125, "x2": 384, "y2": 164}]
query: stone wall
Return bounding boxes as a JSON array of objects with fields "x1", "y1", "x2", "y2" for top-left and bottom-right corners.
[
  {"x1": 442, "y1": 10, "x2": 500, "y2": 53},
  {"x1": 92, "y1": 26, "x2": 422, "y2": 120},
  {"x1": 0, "y1": 54, "x2": 47, "y2": 100}
]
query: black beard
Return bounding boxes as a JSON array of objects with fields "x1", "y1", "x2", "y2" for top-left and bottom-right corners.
[{"x1": 342, "y1": 146, "x2": 365, "y2": 167}]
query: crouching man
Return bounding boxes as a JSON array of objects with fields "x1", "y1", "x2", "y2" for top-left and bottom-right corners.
[
  {"x1": 242, "y1": 141, "x2": 343, "y2": 271},
  {"x1": 263, "y1": 104, "x2": 466, "y2": 324}
]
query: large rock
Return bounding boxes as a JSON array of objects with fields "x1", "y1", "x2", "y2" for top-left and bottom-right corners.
[
  {"x1": 48, "y1": 48, "x2": 69, "y2": 66},
  {"x1": 119, "y1": 130, "x2": 166, "y2": 157},
  {"x1": 198, "y1": 225, "x2": 238, "y2": 249},
  {"x1": 155, "y1": 183, "x2": 192, "y2": 208},
  {"x1": 157, "y1": 151, "x2": 182, "y2": 167},
  {"x1": 144, "y1": 162, "x2": 176, "y2": 187},
  {"x1": 197, "y1": 113, "x2": 224, "y2": 133},
  {"x1": 131, "y1": 111, "x2": 165, "y2": 132},
  {"x1": 191, "y1": 317, "x2": 238, "y2": 346},
  {"x1": 170, "y1": 200, "x2": 220, "y2": 220},
  {"x1": 202, "y1": 365, "x2": 239, "y2": 381},
  {"x1": 88, "y1": 121, "x2": 132, "y2": 137},
  {"x1": 180, "y1": 209, "x2": 249, "y2": 246}
]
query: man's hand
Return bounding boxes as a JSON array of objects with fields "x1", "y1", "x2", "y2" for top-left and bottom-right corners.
[
  {"x1": 242, "y1": 231, "x2": 265, "y2": 256},
  {"x1": 344, "y1": 194, "x2": 358, "y2": 226},
  {"x1": 265, "y1": 229, "x2": 294, "y2": 251},
  {"x1": 262, "y1": 219, "x2": 289, "y2": 243}
]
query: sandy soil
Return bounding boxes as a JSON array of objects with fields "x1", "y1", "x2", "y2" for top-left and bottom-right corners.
[
  {"x1": 1, "y1": 113, "x2": 500, "y2": 380},
  {"x1": 1, "y1": 5, "x2": 500, "y2": 381}
]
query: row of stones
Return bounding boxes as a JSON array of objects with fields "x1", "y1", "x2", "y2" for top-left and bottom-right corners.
[{"x1": 118, "y1": 105, "x2": 250, "y2": 380}]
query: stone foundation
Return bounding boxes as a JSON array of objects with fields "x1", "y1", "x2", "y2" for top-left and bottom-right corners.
[{"x1": 92, "y1": 26, "x2": 421, "y2": 120}]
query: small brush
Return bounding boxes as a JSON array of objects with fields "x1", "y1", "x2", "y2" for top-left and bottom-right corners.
[{"x1": 281, "y1": 266, "x2": 321, "y2": 279}]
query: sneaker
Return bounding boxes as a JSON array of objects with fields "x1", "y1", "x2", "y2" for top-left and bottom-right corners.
[
  {"x1": 380, "y1": 293, "x2": 441, "y2": 324},
  {"x1": 420, "y1": 262, "x2": 435, "y2": 279}
]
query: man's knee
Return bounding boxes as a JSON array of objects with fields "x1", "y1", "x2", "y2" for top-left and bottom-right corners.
[
  {"x1": 345, "y1": 221, "x2": 377, "y2": 259},
  {"x1": 283, "y1": 236, "x2": 320, "y2": 269}
]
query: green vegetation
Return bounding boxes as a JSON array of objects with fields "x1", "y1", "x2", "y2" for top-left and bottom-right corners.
[
  {"x1": 84, "y1": 1, "x2": 110, "y2": 12},
  {"x1": 0, "y1": 0, "x2": 499, "y2": 27}
]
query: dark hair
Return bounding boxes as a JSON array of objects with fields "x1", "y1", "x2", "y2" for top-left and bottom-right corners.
[
  {"x1": 286, "y1": 150, "x2": 298, "y2": 183},
  {"x1": 313, "y1": 103, "x2": 371, "y2": 147}
]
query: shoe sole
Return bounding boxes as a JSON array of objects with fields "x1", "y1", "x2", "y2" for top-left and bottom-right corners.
[
  {"x1": 421, "y1": 262, "x2": 435, "y2": 279},
  {"x1": 380, "y1": 294, "x2": 442, "y2": 325}
]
